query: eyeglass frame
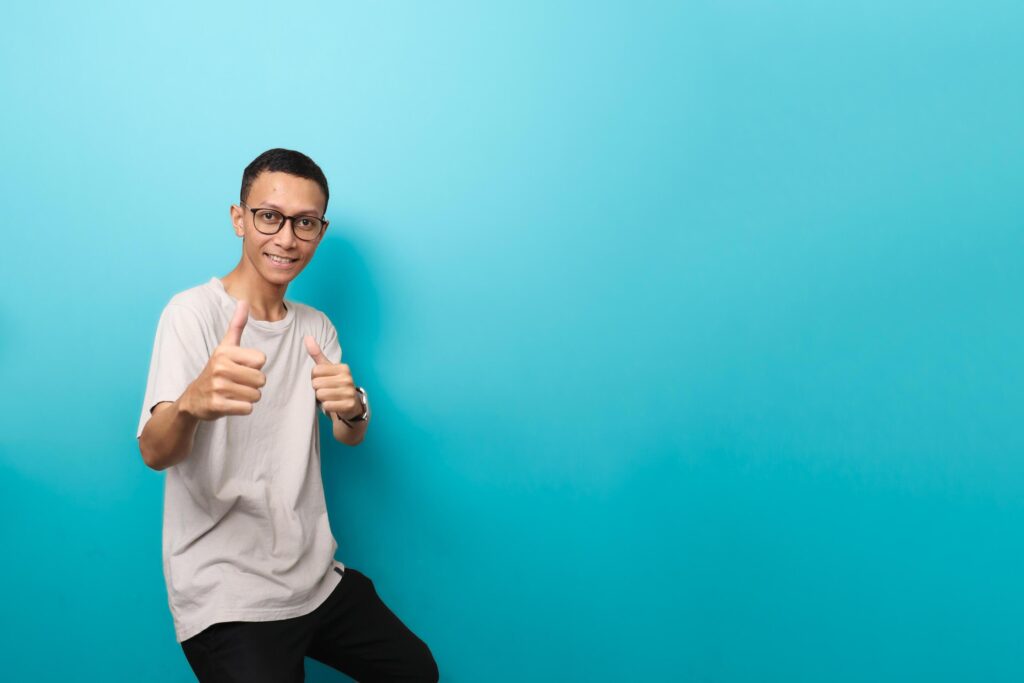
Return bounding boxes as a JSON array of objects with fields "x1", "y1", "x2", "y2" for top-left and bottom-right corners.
[{"x1": 240, "y1": 201, "x2": 328, "y2": 241}]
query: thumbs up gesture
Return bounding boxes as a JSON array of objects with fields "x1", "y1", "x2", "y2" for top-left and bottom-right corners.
[
  {"x1": 182, "y1": 300, "x2": 268, "y2": 420},
  {"x1": 304, "y1": 336, "x2": 361, "y2": 421}
]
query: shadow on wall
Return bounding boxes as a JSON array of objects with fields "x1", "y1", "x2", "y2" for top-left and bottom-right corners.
[
  {"x1": 303, "y1": 218, "x2": 382, "y2": 364},
  {"x1": 303, "y1": 220, "x2": 382, "y2": 683},
  {"x1": 302, "y1": 219, "x2": 454, "y2": 683},
  {"x1": 303, "y1": 218, "x2": 442, "y2": 558}
]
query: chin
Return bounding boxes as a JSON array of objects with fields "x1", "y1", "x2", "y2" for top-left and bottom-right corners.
[{"x1": 267, "y1": 268, "x2": 301, "y2": 282}]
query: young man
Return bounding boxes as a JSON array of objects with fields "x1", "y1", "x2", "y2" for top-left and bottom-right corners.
[{"x1": 136, "y1": 148, "x2": 438, "y2": 682}]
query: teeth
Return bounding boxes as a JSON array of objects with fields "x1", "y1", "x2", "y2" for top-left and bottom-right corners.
[{"x1": 267, "y1": 254, "x2": 296, "y2": 264}]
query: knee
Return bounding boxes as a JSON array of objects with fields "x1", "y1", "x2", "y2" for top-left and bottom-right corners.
[
  {"x1": 405, "y1": 643, "x2": 438, "y2": 683},
  {"x1": 414, "y1": 641, "x2": 439, "y2": 683}
]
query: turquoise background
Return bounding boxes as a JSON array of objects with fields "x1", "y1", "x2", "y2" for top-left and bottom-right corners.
[{"x1": 1, "y1": 1, "x2": 1022, "y2": 681}]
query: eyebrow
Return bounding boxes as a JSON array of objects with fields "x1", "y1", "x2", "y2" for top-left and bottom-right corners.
[{"x1": 253, "y1": 201, "x2": 322, "y2": 215}]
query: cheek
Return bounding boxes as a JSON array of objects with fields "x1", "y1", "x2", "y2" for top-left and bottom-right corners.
[{"x1": 248, "y1": 237, "x2": 271, "y2": 253}]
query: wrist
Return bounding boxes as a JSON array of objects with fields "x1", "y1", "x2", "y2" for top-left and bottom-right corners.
[
  {"x1": 177, "y1": 387, "x2": 197, "y2": 419},
  {"x1": 338, "y1": 387, "x2": 369, "y2": 427}
]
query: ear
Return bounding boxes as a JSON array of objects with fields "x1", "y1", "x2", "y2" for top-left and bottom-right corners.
[{"x1": 229, "y1": 204, "x2": 245, "y2": 237}]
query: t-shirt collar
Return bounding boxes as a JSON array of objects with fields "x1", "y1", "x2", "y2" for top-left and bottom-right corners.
[{"x1": 209, "y1": 277, "x2": 295, "y2": 333}]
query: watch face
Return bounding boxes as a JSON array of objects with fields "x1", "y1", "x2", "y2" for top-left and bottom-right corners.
[{"x1": 355, "y1": 387, "x2": 369, "y2": 419}]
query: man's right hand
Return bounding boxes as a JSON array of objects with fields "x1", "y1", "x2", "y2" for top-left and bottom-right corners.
[{"x1": 181, "y1": 300, "x2": 267, "y2": 420}]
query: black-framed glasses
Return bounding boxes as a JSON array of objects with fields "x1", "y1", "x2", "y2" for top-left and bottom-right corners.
[{"x1": 241, "y1": 201, "x2": 327, "y2": 241}]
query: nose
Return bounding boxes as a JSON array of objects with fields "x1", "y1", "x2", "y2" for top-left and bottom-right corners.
[{"x1": 274, "y1": 218, "x2": 300, "y2": 248}]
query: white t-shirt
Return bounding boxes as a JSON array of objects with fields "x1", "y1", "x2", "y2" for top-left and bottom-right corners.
[{"x1": 137, "y1": 276, "x2": 346, "y2": 643}]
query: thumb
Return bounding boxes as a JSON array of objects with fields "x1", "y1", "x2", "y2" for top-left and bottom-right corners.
[
  {"x1": 221, "y1": 300, "x2": 249, "y2": 346},
  {"x1": 304, "y1": 335, "x2": 332, "y2": 365}
]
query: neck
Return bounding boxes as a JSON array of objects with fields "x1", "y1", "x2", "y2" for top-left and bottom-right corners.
[{"x1": 221, "y1": 257, "x2": 289, "y2": 322}]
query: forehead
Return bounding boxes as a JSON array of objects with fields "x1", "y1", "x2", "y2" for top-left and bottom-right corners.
[{"x1": 248, "y1": 171, "x2": 326, "y2": 214}]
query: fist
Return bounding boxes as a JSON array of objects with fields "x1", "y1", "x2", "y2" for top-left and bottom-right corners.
[
  {"x1": 184, "y1": 300, "x2": 267, "y2": 420},
  {"x1": 304, "y1": 336, "x2": 361, "y2": 420}
]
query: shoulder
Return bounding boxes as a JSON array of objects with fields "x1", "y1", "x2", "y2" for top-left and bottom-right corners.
[
  {"x1": 154, "y1": 280, "x2": 224, "y2": 339},
  {"x1": 286, "y1": 300, "x2": 340, "y2": 357},
  {"x1": 287, "y1": 299, "x2": 335, "y2": 331},
  {"x1": 165, "y1": 279, "x2": 221, "y2": 318}
]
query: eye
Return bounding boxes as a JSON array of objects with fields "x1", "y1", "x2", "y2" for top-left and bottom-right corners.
[{"x1": 261, "y1": 212, "x2": 278, "y2": 221}]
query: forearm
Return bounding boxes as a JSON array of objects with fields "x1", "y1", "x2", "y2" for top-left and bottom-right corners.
[
  {"x1": 330, "y1": 411, "x2": 368, "y2": 446},
  {"x1": 138, "y1": 392, "x2": 201, "y2": 471}
]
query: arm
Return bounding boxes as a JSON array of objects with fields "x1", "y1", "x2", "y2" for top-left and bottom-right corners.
[
  {"x1": 329, "y1": 409, "x2": 369, "y2": 446},
  {"x1": 305, "y1": 319, "x2": 369, "y2": 447},
  {"x1": 137, "y1": 300, "x2": 265, "y2": 471},
  {"x1": 313, "y1": 380, "x2": 369, "y2": 447},
  {"x1": 138, "y1": 394, "x2": 201, "y2": 471}
]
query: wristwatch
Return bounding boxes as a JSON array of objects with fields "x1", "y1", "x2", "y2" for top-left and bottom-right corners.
[{"x1": 339, "y1": 387, "x2": 370, "y2": 427}]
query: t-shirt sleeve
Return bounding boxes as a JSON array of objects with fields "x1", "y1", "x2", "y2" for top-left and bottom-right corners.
[
  {"x1": 317, "y1": 313, "x2": 343, "y2": 417},
  {"x1": 137, "y1": 303, "x2": 211, "y2": 439}
]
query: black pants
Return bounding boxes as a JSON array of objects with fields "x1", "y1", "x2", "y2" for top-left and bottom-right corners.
[{"x1": 181, "y1": 567, "x2": 439, "y2": 682}]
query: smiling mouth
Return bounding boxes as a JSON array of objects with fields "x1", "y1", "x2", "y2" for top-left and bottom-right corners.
[{"x1": 265, "y1": 253, "x2": 299, "y2": 265}]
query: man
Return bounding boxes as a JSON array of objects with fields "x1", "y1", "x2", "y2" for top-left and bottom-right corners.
[{"x1": 136, "y1": 148, "x2": 438, "y2": 682}]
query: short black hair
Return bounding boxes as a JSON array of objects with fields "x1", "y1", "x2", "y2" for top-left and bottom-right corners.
[{"x1": 240, "y1": 148, "x2": 330, "y2": 214}]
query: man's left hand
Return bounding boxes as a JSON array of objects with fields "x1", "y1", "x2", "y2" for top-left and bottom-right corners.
[{"x1": 304, "y1": 336, "x2": 361, "y2": 421}]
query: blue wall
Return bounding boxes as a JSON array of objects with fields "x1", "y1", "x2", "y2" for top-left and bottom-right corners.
[{"x1": 1, "y1": 1, "x2": 1022, "y2": 680}]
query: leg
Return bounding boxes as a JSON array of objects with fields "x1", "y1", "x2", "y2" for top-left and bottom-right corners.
[
  {"x1": 307, "y1": 567, "x2": 439, "y2": 682},
  {"x1": 181, "y1": 615, "x2": 314, "y2": 683}
]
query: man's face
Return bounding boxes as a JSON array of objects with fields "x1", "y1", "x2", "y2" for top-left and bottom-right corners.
[{"x1": 230, "y1": 171, "x2": 328, "y2": 285}]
